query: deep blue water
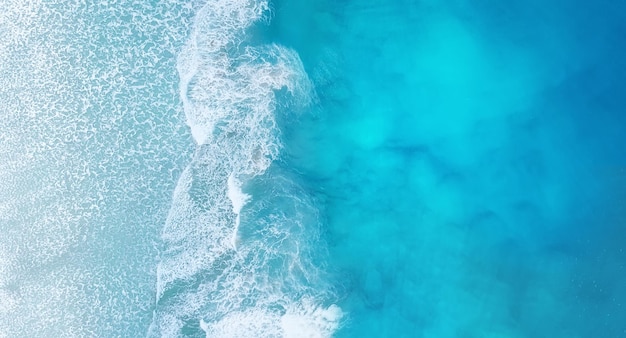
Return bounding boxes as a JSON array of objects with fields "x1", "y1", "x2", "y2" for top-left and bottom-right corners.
[{"x1": 1, "y1": 0, "x2": 625, "y2": 337}]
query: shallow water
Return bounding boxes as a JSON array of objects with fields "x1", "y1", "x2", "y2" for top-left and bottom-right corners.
[{"x1": 1, "y1": 0, "x2": 625, "y2": 337}]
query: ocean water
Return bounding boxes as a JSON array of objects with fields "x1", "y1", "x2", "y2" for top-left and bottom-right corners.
[{"x1": 1, "y1": 0, "x2": 625, "y2": 337}]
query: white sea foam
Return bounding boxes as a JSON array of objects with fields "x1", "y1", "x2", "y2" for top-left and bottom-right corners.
[
  {"x1": 281, "y1": 303, "x2": 343, "y2": 338},
  {"x1": 199, "y1": 300, "x2": 342, "y2": 338},
  {"x1": 150, "y1": 0, "x2": 341, "y2": 337},
  {"x1": 227, "y1": 173, "x2": 250, "y2": 250},
  {"x1": 177, "y1": 0, "x2": 309, "y2": 149},
  {"x1": 1, "y1": 0, "x2": 197, "y2": 335}
]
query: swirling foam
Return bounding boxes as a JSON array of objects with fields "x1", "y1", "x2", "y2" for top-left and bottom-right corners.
[{"x1": 149, "y1": 0, "x2": 341, "y2": 337}]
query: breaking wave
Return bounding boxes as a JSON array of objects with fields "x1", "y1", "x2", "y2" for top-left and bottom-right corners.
[{"x1": 149, "y1": 1, "x2": 342, "y2": 337}]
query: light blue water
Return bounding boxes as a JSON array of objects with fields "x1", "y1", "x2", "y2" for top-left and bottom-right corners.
[
  {"x1": 1, "y1": 0, "x2": 625, "y2": 337},
  {"x1": 0, "y1": 1, "x2": 196, "y2": 335}
]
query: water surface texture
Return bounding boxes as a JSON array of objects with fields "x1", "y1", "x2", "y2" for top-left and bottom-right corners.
[{"x1": 1, "y1": 0, "x2": 625, "y2": 337}]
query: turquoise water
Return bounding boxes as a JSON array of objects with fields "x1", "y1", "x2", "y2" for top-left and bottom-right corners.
[
  {"x1": 270, "y1": 1, "x2": 626, "y2": 336},
  {"x1": 1, "y1": 0, "x2": 625, "y2": 337}
]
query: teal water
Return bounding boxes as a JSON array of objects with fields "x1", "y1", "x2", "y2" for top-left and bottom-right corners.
[
  {"x1": 270, "y1": 0, "x2": 626, "y2": 337},
  {"x1": 1, "y1": 0, "x2": 626, "y2": 337}
]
